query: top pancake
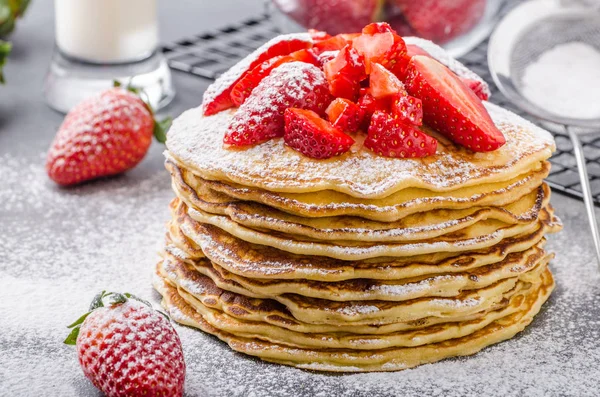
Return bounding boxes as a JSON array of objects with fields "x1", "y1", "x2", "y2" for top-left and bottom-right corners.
[{"x1": 166, "y1": 102, "x2": 555, "y2": 199}]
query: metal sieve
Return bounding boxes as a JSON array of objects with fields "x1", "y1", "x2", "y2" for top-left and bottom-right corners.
[{"x1": 488, "y1": 0, "x2": 600, "y2": 265}]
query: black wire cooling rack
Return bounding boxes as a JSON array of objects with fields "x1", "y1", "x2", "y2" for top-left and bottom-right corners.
[{"x1": 161, "y1": 8, "x2": 600, "y2": 206}]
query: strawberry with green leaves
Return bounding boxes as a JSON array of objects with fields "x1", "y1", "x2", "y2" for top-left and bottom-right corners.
[
  {"x1": 46, "y1": 85, "x2": 171, "y2": 186},
  {"x1": 65, "y1": 291, "x2": 186, "y2": 397}
]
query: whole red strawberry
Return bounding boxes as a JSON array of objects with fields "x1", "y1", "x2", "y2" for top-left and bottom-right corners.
[
  {"x1": 65, "y1": 291, "x2": 185, "y2": 397},
  {"x1": 46, "y1": 87, "x2": 170, "y2": 186}
]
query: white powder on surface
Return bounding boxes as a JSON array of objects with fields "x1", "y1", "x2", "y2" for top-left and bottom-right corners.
[
  {"x1": 522, "y1": 42, "x2": 600, "y2": 119},
  {"x1": 0, "y1": 150, "x2": 598, "y2": 395}
]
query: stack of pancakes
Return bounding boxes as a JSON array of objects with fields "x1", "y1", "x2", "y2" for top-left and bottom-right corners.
[{"x1": 154, "y1": 99, "x2": 562, "y2": 372}]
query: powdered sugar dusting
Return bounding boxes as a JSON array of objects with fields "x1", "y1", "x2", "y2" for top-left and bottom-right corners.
[
  {"x1": 0, "y1": 151, "x2": 171, "y2": 395},
  {"x1": 2, "y1": 143, "x2": 598, "y2": 396},
  {"x1": 167, "y1": 102, "x2": 554, "y2": 199}
]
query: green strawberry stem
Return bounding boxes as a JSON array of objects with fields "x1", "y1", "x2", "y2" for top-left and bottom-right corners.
[
  {"x1": 113, "y1": 80, "x2": 172, "y2": 143},
  {"x1": 64, "y1": 291, "x2": 169, "y2": 345}
]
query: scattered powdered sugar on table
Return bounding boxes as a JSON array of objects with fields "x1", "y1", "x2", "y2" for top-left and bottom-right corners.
[
  {"x1": 1, "y1": 156, "x2": 599, "y2": 395},
  {"x1": 522, "y1": 42, "x2": 600, "y2": 119}
]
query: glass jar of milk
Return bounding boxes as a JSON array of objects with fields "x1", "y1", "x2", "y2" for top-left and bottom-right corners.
[
  {"x1": 45, "y1": 0, "x2": 174, "y2": 113},
  {"x1": 55, "y1": 0, "x2": 158, "y2": 64}
]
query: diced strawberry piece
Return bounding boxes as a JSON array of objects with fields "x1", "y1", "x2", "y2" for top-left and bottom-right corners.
[
  {"x1": 290, "y1": 49, "x2": 320, "y2": 66},
  {"x1": 365, "y1": 111, "x2": 437, "y2": 158},
  {"x1": 230, "y1": 55, "x2": 293, "y2": 106},
  {"x1": 316, "y1": 50, "x2": 340, "y2": 66},
  {"x1": 326, "y1": 98, "x2": 364, "y2": 133},
  {"x1": 357, "y1": 92, "x2": 390, "y2": 130},
  {"x1": 313, "y1": 35, "x2": 348, "y2": 54},
  {"x1": 328, "y1": 75, "x2": 360, "y2": 101},
  {"x1": 352, "y1": 32, "x2": 407, "y2": 74},
  {"x1": 224, "y1": 62, "x2": 332, "y2": 147},
  {"x1": 362, "y1": 22, "x2": 397, "y2": 35},
  {"x1": 324, "y1": 45, "x2": 367, "y2": 100},
  {"x1": 391, "y1": 94, "x2": 423, "y2": 126},
  {"x1": 369, "y1": 63, "x2": 405, "y2": 99},
  {"x1": 284, "y1": 108, "x2": 354, "y2": 159},
  {"x1": 393, "y1": 0, "x2": 486, "y2": 44},
  {"x1": 202, "y1": 33, "x2": 313, "y2": 115},
  {"x1": 338, "y1": 33, "x2": 361, "y2": 42},
  {"x1": 403, "y1": 55, "x2": 505, "y2": 152},
  {"x1": 406, "y1": 44, "x2": 431, "y2": 57},
  {"x1": 308, "y1": 29, "x2": 331, "y2": 41},
  {"x1": 461, "y1": 78, "x2": 490, "y2": 101}
]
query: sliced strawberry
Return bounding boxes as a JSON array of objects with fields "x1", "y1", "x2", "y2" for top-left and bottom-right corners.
[
  {"x1": 369, "y1": 63, "x2": 405, "y2": 99},
  {"x1": 324, "y1": 45, "x2": 367, "y2": 100},
  {"x1": 403, "y1": 56, "x2": 505, "y2": 152},
  {"x1": 326, "y1": 98, "x2": 364, "y2": 133},
  {"x1": 230, "y1": 56, "x2": 291, "y2": 106},
  {"x1": 404, "y1": 42, "x2": 490, "y2": 100},
  {"x1": 202, "y1": 33, "x2": 313, "y2": 115},
  {"x1": 352, "y1": 32, "x2": 407, "y2": 74},
  {"x1": 461, "y1": 78, "x2": 490, "y2": 101},
  {"x1": 284, "y1": 108, "x2": 354, "y2": 159},
  {"x1": 338, "y1": 33, "x2": 361, "y2": 42},
  {"x1": 224, "y1": 62, "x2": 332, "y2": 147},
  {"x1": 406, "y1": 44, "x2": 431, "y2": 57},
  {"x1": 362, "y1": 22, "x2": 397, "y2": 35},
  {"x1": 316, "y1": 50, "x2": 340, "y2": 66},
  {"x1": 230, "y1": 49, "x2": 323, "y2": 107},
  {"x1": 290, "y1": 49, "x2": 320, "y2": 65},
  {"x1": 313, "y1": 35, "x2": 348, "y2": 54},
  {"x1": 365, "y1": 111, "x2": 437, "y2": 158},
  {"x1": 391, "y1": 94, "x2": 423, "y2": 126}
]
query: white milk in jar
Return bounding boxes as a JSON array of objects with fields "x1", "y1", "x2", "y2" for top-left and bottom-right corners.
[{"x1": 54, "y1": 0, "x2": 158, "y2": 63}]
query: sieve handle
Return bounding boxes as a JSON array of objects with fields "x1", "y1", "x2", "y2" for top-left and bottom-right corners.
[{"x1": 567, "y1": 125, "x2": 600, "y2": 267}]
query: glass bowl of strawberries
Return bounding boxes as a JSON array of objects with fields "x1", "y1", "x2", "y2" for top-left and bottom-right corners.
[{"x1": 269, "y1": 0, "x2": 505, "y2": 57}]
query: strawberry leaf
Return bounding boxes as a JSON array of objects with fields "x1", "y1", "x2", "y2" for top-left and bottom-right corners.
[
  {"x1": 88, "y1": 290, "x2": 107, "y2": 311},
  {"x1": 153, "y1": 117, "x2": 172, "y2": 144},
  {"x1": 107, "y1": 293, "x2": 128, "y2": 306},
  {"x1": 64, "y1": 325, "x2": 81, "y2": 345},
  {"x1": 66, "y1": 312, "x2": 91, "y2": 329}
]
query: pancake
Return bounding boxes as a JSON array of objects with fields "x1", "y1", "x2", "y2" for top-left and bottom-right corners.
[
  {"x1": 177, "y1": 198, "x2": 557, "y2": 260},
  {"x1": 168, "y1": 277, "x2": 534, "y2": 350},
  {"x1": 154, "y1": 268, "x2": 554, "y2": 372},
  {"x1": 167, "y1": 208, "x2": 560, "y2": 281},
  {"x1": 167, "y1": 158, "x2": 551, "y2": 222},
  {"x1": 173, "y1": 160, "x2": 550, "y2": 243},
  {"x1": 165, "y1": 103, "x2": 555, "y2": 199},
  {"x1": 164, "y1": 246, "x2": 550, "y2": 302},
  {"x1": 158, "y1": 254, "x2": 548, "y2": 326}
]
